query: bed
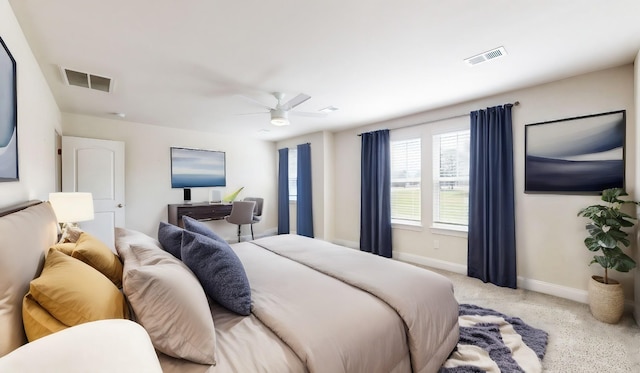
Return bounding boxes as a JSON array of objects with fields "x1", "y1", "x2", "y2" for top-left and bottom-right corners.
[{"x1": 0, "y1": 201, "x2": 459, "y2": 373}]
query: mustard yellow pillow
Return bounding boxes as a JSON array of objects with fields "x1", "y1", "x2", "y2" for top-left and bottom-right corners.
[
  {"x1": 73, "y1": 233, "x2": 123, "y2": 287},
  {"x1": 22, "y1": 294, "x2": 67, "y2": 342},
  {"x1": 49, "y1": 242, "x2": 76, "y2": 256},
  {"x1": 27, "y1": 249, "x2": 128, "y2": 330}
]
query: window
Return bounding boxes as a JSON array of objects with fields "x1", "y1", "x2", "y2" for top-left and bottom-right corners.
[
  {"x1": 433, "y1": 130, "x2": 470, "y2": 227},
  {"x1": 390, "y1": 138, "x2": 421, "y2": 223},
  {"x1": 288, "y1": 148, "x2": 297, "y2": 201}
]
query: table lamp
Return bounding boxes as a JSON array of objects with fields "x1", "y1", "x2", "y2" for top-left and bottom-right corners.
[{"x1": 48, "y1": 192, "x2": 94, "y2": 243}]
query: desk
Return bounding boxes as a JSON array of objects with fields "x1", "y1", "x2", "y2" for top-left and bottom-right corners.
[{"x1": 168, "y1": 202, "x2": 233, "y2": 227}]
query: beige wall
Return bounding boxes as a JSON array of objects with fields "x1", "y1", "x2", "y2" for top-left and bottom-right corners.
[
  {"x1": 332, "y1": 65, "x2": 636, "y2": 303},
  {"x1": 0, "y1": 0, "x2": 61, "y2": 208},
  {"x1": 62, "y1": 113, "x2": 277, "y2": 241}
]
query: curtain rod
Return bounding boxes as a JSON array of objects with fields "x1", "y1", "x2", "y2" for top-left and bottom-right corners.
[
  {"x1": 279, "y1": 142, "x2": 311, "y2": 149},
  {"x1": 357, "y1": 101, "x2": 520, "y2": 136}
]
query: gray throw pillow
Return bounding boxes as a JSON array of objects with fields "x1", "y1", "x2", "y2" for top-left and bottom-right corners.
[
  {"x1": 181, "y1": 230, "x2": 251, "y2": 316},
  {"x1": 182, "y1": 216, "x2": 226, "y2": 243},
  {"x1": 157, "y1": 222, "x2": 183, "y2": 259}
]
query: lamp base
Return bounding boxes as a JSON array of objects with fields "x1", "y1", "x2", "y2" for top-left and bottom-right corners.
[{"x1": 58, "y1": 222, "x2": 82, "y2": 244}]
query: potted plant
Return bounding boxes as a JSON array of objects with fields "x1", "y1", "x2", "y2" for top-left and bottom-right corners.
[{"x1": 577, "y1": 188, "x2": 638, "y2": 323}]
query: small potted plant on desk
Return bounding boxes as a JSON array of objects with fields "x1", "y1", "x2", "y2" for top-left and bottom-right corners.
[{"x1": 577, "y1": 188, "x2": 638, "y2": 324}]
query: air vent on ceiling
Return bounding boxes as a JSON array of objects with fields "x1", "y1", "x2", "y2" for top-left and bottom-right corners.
[
  {"x1": 60, "y1": 67, "x2": 113, "y2": 93},
  {"x1": 464, "y1": 46, "x2": 507, "y2": 66}
]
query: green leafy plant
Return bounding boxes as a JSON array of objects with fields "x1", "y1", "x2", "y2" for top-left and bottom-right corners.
[
  {"x1": 577, "y1": 188, "x2": 638, "y2": 284},
  {"x1": 223, "y1": 187, "x2": 244, "y2": 203}
]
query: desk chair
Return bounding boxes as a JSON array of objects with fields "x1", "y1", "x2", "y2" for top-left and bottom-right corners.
[
  {"x1": 225, "y1": 200, "x2": 256, "y2": 242},
  {"x1": 243, "y1": 197, "x2": 264, "y2": 239}
]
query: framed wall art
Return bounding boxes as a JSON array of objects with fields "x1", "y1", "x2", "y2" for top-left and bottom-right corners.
[
  {"x1": 0, "y1": 36, "x2": 18, "y2": 182},
  {"x1": 525, "y1": 110, "x2": 625, "y2": 194},
  {"x1": 170, "y1": 147, "x2": 226, "y2": 188}
]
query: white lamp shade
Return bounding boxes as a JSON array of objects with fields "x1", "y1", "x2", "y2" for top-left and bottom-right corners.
[{"x1": 48, "y1": 193, "x2": 95, "y2": 223}]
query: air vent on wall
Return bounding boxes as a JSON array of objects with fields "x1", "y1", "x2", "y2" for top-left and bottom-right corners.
[
  {"x1": 464, "y1": 46, "x2": 507, "y2": 66},
  {"x1": 60, "y1": 67, "x2": 113, "y2": 93}
]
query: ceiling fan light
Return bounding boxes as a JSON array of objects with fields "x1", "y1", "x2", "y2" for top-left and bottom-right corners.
[
  {"x1": 270, "y1": 108, "x2": 289, "y2": 126},
  {"x1": 271, "y1": 117, "x2": 290, "y2": 126}
]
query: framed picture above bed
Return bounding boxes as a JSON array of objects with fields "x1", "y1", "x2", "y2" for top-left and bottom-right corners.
[
  {"x1": 0, "y1": 36, "x2": 18, "y2": 182},
  {"x1": 525, "y1": 110, "x2": 625, "y2": 194}
]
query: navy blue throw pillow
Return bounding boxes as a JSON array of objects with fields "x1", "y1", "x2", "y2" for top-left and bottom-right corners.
[
  {"x1": 158, "y1": 222, "x2": 183, "y2": 259},
  {"x1": 181, "y1": 230, "x2": 251, "y2": 316},
  {"x1": 182, "y1": 216, "x2": 227, "y2": 244}
]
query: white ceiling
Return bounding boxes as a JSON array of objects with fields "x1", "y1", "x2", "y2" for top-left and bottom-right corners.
[{"x1": 9, "y1": 0, "x2": 640, "y2": 141}]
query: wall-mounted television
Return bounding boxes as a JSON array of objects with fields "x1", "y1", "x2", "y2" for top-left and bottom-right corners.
[{"x1": 170, "y1": 147, "x2": 226, "y2": 188}]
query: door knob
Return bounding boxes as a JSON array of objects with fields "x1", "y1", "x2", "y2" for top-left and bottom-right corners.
[{"x1": 117, "y1": 204, "x2": 123, "y2": 208}]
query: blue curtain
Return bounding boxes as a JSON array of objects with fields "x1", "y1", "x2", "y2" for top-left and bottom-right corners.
[
  {"x1": 277, "y1": 148, "x2": 290, "y2": 234},
  {"x1": 296, "y1": 143, "x2": 314, "y2": 238},
  {"x1": 468, "y1": 104, "x2": 516, "y2": 288},
  {"x1": 360, "y1": 130, "x2": 392, "y2": 258}
]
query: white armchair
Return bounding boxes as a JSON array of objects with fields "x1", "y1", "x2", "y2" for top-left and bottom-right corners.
[{"x1": 0, "y1": 319, "x2": 162, "y2": 373}]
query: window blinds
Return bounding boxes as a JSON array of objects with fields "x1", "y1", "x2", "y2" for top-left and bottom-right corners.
[
  {"x1": 288, "y1": 148, "x2": 297, "y2": 201},
  {"x1": 390, "y1": 139, "x2": 421, "y2": 222}
]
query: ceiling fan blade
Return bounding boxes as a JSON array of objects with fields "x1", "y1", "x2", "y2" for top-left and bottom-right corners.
[
  {"x1": 235, "y1": 94, "x2": 275, "y2": 110},
  {"x1": 289, "y1": 111, "x2": 328, "y2": 118},
  {"x1": 281, "y1": 93, "x2": 311, "y2": 111},
  {"x1": 235, "y1": 111, "x2": 269, "y2": 116}
]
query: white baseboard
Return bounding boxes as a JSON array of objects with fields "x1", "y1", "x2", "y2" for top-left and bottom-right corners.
[
  {"x1": 394, "y1": 252, "x2": 593, "y2": 305},
  {"x1": 516, "y1": 276, "x2": 588, "y2": 304},
  {"x1": 229, "y1": 227, "x2": 278, "y2": 243},
  {"x1": 393, "y1": 252, "x2": 467, "y2": 275},
  {"x1": 259, "y1": 227, "x2": 277, "y2": 237},
  {"x1": 332, "y1": 239, "x2": 360, "y2": 249}
]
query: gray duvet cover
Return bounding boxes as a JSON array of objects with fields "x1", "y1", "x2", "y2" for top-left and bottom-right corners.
[{"x1": 159, "y1": 234, "x2": 458, "y2": 373}]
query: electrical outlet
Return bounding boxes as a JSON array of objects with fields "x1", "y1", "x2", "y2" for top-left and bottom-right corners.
[{"x1": 433, "y1": 240, "x2": 439, "y2": 250}]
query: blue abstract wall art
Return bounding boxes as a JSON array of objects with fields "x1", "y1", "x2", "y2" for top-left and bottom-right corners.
[
  {"x1": 525, "y1": 110, "x2": 625, "y2": 194},
  {"x1": 0, "y1": 36, "x2": 18, "y2": 182},
  {"x1": 170, "y1": 147, "x2": 226, "y2": 188}
]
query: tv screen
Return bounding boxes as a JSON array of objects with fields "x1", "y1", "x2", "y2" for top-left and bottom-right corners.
[{"x1": 170, "y1": 147, "x2": 226, "y2": 188}]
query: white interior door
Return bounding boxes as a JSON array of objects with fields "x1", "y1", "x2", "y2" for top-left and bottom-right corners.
[{"x1": 62, "y1": 136, "x2": 125, "y2": 251}]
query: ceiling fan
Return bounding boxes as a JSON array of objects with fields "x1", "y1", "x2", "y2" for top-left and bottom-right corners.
[{"x1": 237, "y1": 92, "x2": 327, "y2": 126}]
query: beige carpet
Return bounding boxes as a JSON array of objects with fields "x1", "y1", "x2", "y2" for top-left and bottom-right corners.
[{"x1": 421, "y1": 267, "x2": 640, "y2": 373}]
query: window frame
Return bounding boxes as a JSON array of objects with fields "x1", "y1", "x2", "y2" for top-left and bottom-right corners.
[{"x1": 431, "y1": 127, "x2": 470, "y2": 233}]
